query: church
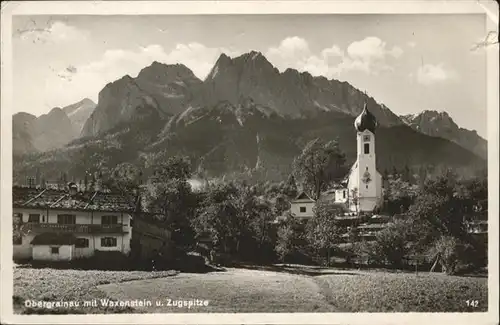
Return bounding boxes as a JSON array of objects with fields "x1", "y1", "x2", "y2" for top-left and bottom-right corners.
[
  {"x1": 346, "y1": 101, "x2": 383, "y2": 212},
  {"x1": 289, "y1": 102, "x2": 383, "y2": 219}
]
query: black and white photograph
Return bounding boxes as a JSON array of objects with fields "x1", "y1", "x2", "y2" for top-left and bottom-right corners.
[{"x1": 1, "y1": 1, "x2": 498, "y2": 324}]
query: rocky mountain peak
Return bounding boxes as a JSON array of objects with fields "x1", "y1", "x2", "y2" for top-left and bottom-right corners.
[
  {"x1": 13, "y1": 112, "x2": 37, "y2": 121},
  {"x1": 137, "y1": 61, "x2": 199, "y2": 83},
  {"x1": 401, "y1": 110, "x2": 486, "y2": 159},
  {"x1": 235, "y1": 51, "x2": 277, "y2": 72},
  {"x1": 48, "y1": 107, "x2": 64, "y2": 115}
]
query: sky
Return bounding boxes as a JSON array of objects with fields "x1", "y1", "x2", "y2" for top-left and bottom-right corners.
[{"x1": 12, "y1": 14, "x2": 488, "y2": 137}]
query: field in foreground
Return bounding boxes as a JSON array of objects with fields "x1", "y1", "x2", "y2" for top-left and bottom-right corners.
[
  {"x1": 13, "y1": 266, "x2": 178, "y2": 314},
  {"x1": 13, "y1": 265, "x2": 487, "y2": 313}
]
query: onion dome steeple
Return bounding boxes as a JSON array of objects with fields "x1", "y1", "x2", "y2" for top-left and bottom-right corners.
[{"x1": 354, "y1": 102, "x2": 378, "y2": 133}]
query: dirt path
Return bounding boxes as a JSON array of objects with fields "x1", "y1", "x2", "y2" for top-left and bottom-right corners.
[{"x1": 97, "y1": 268, "x2": 336, "y2": 313}]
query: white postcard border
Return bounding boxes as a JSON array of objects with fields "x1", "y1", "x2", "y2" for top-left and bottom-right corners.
[{"x1": 1, "y1": 1, "x2": 498, "y2": 324}]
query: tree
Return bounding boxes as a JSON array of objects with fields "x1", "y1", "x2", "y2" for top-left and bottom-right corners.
[
  {"x1": 194, "y1": 198, "x2": 239, "y2": 255},
  {"x1": 383, "y1": 177, "x2": 419, "y2": 215},
  {"x1": 282, "y1": 174, "x2": 298, "y2": 198},
  {"x1": 193, "y1": 181, "x2": 277, "y2": 262},
  {"x1": 293, "y1": 138, "x2": 347, "y2": 200},
  {"x1": 391, "y1": 166, "x2": 399, "y2": 179},
  {"x1": 427, "y1": 236, "x2": 472, "y2": 275},
  {"x1": 192, "y1": 182, "x2": 242, "y2": 256},
  {"x1": 143, "y1": 157, "x2": 197, "y2": 252},
  {"x1": 306, "y1": 201, "x2": 344, "y2": 266},
  {"x1": 275, "y1": 215, "x2": 305, "y2": 263},
  {"x1": 401, "y1": 164, "x2": 412, "y2": 183},
  {"x1": 374, "y1": 218, "x2": 422, "y2": 267},
  {"x1": 405, "y1": 171, "x2": 488, "y2": 274},
  {"x1": 246, "y1": 200, "x2": 276, "y2": 262},
  {"x1": 104, "y1": 163, "x2": 142, "y2": 199},
  {"x1": 273, "y1": 194, "x2": 290, "y2": 216},
  {"x1": 151, "y1": 156, "x2": 191, "y2": 182},
  {"x1": 383, "y1": 168, "x2": 389, "y2": 181},
  {"x1": 417, "y1": 164, "x2": 428, "y2": 189},
  {"x1": 408, "y1": 170, "x2": 467, "y2": 240}
]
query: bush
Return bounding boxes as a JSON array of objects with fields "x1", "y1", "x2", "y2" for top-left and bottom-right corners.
[
  {"x1": 173, "y1": 252, "x2": 212, "y2": 272},
  {"x1": 275, "y1": 216, "x2": 308, "y2": 263},
  {"x1": 429, "y1": 236, "x2": 471, "y2": 275},
  {"x1": 353, "y1": 241, "x2": 384, "y2": 266},
  {"x1": 373, "y1": 218, "x2": 415, "y2": 267}
]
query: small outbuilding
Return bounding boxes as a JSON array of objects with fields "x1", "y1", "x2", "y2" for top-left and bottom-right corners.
[{"x1": 30, "y1": 233, "x2": 78, "y2": 261}]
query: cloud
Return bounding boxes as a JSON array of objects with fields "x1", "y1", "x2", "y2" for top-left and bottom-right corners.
[
  {"x1": 266, "y1": 37, "x2": 314, "y2": 70},
  {"x1": 43, "y1": 43, "x2": 239, "y2": 106},
  {"x1": 407, "y1": 41, "x2": 417, "y2": 48},
  {"x1": 269, "y1": 36, "x2": 311, "y2": 58},
  {"x1": 347, "y1": 36, "x2": 403, "y2": 61},
  {"x1": 344, "y1": 37, "x2": 403, "y2": 73},
  {"x1": 266, "y1": 36, "x2": 403, "y2": 78},
  {"x1": 415, "y1": 63, "x2": 458, "y2": 86},
  {"x1": 16, "y1": 20, "x2": 89, "y2": 44}
]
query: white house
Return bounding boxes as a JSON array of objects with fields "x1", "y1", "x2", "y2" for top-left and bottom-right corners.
[
  {"x1": 13, "y1": 183, "x2": 134, "y2": 262},
  {"x1": 289, "y1": 192, "x2": 316, "y2": 219}
]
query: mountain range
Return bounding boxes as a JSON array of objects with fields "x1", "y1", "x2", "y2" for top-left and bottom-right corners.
[
  {"x1": 13, "y1": 51, "x2": 486, "y2": 184},
  {"x1": 13, "y1": 98, "x2": 96, "y2": 155},
  {"x1": 401, "y1": 110, "x2": 487, "y2": 159}
]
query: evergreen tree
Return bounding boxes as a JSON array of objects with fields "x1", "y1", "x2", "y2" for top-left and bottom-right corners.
[
  {"x1": 402, "y1": 164, "x2": 411, "y2": 183},
  {"x1": 392, "y1": 166, "x2": 399, "y2": 179},
  {"x1": 283, "y1": 174, "x2": 298, "y2": 198},
  {"x1": 383, "y1": 168, "x2": 389, "y2": 181}
]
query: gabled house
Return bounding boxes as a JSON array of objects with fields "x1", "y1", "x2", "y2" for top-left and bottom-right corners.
[
  {"x1": 13, "y1": 182, "x2": 172, "y2": 263},
  {"x1": 13, "y1": 183, "x2": 135, "y2": 261},
  {"x1": 289, "y1": 191, "x2": 315, "y2": 219}
]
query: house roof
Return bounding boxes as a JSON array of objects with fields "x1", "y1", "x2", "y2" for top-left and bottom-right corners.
[
  {"x1": 292, "y1": 191, "x2": 315, "y2": 202},
  {"x1": 31, "y1": 233, "x2": 78, "y2": 245},
  {"x1": 13, "y1": 186, "x2": 136, "y2": 213}
]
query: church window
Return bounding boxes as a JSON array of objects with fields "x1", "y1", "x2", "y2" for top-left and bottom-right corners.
[
  {"x1": 343, "y1": 191, "x2": 346, "y2": 199},
  {"x1": 364, "y1": 143, "x2": 370, "y2": 154},
  {"x1": 363, "y1": 135, "x2": 370, "y2": 142},
  {"x1": 299, "y1": 206, "x2": 306, "y2": 213}
]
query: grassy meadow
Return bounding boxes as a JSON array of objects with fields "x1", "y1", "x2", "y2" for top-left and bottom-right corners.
[{"x1": 13, "y1": 264, "x2": 487, "y2": 314}]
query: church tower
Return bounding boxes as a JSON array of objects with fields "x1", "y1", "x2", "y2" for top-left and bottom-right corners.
[{"x1": 347, "y1": 102, "x2": 383, "y2": 213}]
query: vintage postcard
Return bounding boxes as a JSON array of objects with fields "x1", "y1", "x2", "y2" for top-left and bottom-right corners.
[{"x1": 1, "y1": 0, "x2": 498, "y2": 324}]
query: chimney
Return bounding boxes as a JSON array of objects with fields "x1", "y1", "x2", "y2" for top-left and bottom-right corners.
[
  {"x1": 94, "y1": 171, "x2": 102, "y2": 192},
  {"x1": 68, "y1": 182, "x2": 78, "y2": 196},
  {"x1": 84, "y1": 173, "x2": 89, "y2": 192}
]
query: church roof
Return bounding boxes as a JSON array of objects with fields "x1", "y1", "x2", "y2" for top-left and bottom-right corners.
[{"x1": 354, "y1": 103, "x2": 378, "y2": 133}]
